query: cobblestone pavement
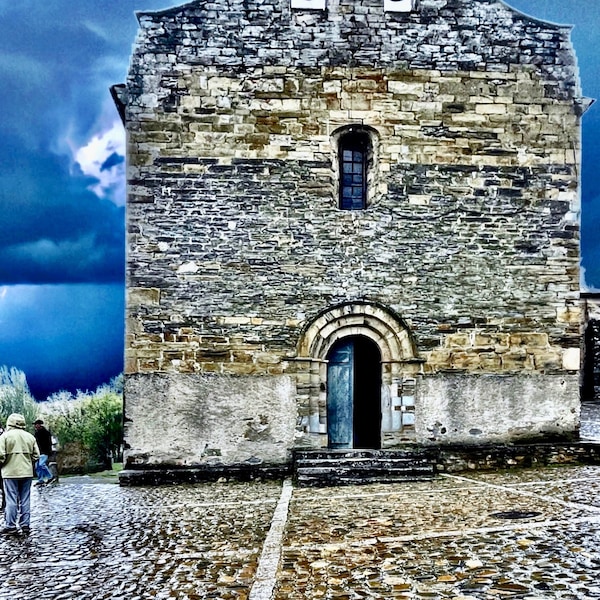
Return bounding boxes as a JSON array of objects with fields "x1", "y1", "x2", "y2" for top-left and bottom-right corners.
[{"x1": 1, "y1": 462, "x2": 600, "y2": 600}]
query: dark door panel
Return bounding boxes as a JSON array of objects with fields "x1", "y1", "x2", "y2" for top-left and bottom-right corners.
[
  {"x1": 353, "y1": 336, "x2": 382, "y2": 449},
  {"x1": 327, "y1": 341, "x2": 354, "y2": 449}
]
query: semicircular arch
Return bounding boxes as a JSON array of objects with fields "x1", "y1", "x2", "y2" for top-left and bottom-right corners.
[{"x1": 298, "y1": 302, "x2": 416, "y2": 363}]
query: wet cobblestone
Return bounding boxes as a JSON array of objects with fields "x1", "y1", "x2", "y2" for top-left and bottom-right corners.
[
  {"x1": 278, "y1": 469, "x2": 600, "y2": 600},
  {"x1": 1, "y1": 481, "x2": 282, "y2": 600},
  {"x1": 1, "y1": 465, "x2": 600, "y2": 599}
]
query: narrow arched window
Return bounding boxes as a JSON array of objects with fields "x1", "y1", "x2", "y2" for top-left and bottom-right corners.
[{"x1": 339, "y1": 133, "x2": 370, "y2": 210}]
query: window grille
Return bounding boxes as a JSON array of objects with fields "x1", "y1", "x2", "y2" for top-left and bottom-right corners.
[{"x1": 340, "y1": 134, "x2": 369, "y2": 210}]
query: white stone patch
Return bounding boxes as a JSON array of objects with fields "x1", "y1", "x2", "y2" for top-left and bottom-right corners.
[
  {"x1": 177, "y1": 261, "x2": 200, "y2": 274},
  {"x1": 384, "y1": 0, "x2": 414, "y2": 12},
  {"x1": 564, "y1": 210, "x2": 579, "y2": 223},
  {"x1": 323, "y1": 80, "x2": 341, "y2": 94},
  {"x1": 562, "y1": 348, "x2": 580, "y2": 371},
  {"x1": 387, "y1": 80, "x2": 423, "y2": 95},
  {"x1": 254, "y1": 78, "x2": 284, "y2": 93},
  {"x1": 291, "y1": 0, "x2": 326, "y2": 9}
]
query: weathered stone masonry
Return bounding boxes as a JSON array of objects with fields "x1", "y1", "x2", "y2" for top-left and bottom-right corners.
[{"x1": 115, "y1": 0, "x2": 589, "y2": 472}]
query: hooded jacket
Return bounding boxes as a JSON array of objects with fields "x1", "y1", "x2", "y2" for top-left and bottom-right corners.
[{"x1": 0, "y1": 413, "x2": 40, "y2": 479}]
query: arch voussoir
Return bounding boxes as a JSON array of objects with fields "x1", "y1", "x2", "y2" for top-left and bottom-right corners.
[{"x1": 300, "y1": 302, "x2": 415, "y2": 362}]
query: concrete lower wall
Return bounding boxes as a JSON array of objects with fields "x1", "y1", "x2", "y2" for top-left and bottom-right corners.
[
  {"x1": 123, "y1": 373, "x2": 298, "y2": 469},
  {"x1": 416, "y1": 373, "x2": 580, "y2": 444},
  {"x1": 124, "y1": 371, "x2": 580, "y2": 470}
]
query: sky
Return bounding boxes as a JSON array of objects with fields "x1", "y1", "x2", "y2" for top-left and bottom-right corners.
[{"x1": 0, "y1": 0, "x2": 598, "y2": 400}]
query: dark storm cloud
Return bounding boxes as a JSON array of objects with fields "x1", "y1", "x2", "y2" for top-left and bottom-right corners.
[
  {"x1": 100, "y1": 152, "x2": 125, "y2": 172},
  {"x1": 582, "y1": 193, "x2": 600, "y2": 291},
  {"x1": 0, "y1": 138, "x2": 124, "y2": 283},
  {"x1": 0, "y1": 284, "x2": 125, "y2": 400},
  {"x1": 0, "y1": 0, "x2": 180, "y2": 285},
  {"x1": 581, "y1": 112, "x2": 600, "y2": 291}
]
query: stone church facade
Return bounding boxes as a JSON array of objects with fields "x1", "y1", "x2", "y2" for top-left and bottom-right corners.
[{"x1": 114, "y1": 0, "x2": 590, "y2": 475}]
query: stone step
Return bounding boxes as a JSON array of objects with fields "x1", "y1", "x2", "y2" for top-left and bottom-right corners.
[
  {"x1": 296, "y1": 474, "x2": 432, "y2": 487},
  {"x1": 297, "y1": 463, "x2": 434, "y2": 474},
  {"x1": 293, "y1": 449, "x2": 437, "y2": 487},
  {"x1": 295, "y1": 457, "x2": 432, "y2": 469},
  {"x1": 294, "y1": 449, "x2": 437, "y2": 460}
]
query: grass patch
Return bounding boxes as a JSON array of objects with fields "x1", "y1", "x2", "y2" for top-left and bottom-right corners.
[
  {"x1": 61, "y1": 463, "x2": 123, "y2": 481},
  {"x1": 91, "y1": 462, "x2": 123, "y2": 479}
]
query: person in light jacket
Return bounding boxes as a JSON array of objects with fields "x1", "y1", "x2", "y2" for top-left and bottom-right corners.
[
  {"x1": 0, "y1": 414, "x2": 40, "y2": 535},
  {"x1": 0, "y1": 424, "x2": 4, "y2": 512}
]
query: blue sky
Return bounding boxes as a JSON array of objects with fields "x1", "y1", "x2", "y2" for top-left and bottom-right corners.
[{"x1": 0, "y1": 0, "x2": 598, "y2": 399}]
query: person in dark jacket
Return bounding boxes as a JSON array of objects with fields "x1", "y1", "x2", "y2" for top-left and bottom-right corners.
[{"x1": 33, "y1": 420, "x2": 54, "y2": 485}]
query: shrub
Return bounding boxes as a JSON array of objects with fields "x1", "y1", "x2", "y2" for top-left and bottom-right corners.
[
  {"x1": 0, "y1": 367, "x2": 124, "y2": 472},
  {"x1": 0, "y1": 366, "x2": 39, "y2": 427},
  {"x1": 42, "y1": 376, "x2": 124, "y2": 470}
]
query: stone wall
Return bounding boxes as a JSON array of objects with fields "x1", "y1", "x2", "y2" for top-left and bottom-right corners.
[
  {"x1": 118, "y1": 0, "x2": 585, "y2": 469},
  {"x1": 436, "y1": 441, "x2": 600, "y2": 473},
  {"x1": 124, "y1": 372, "x2": 297, "y2": 467}
]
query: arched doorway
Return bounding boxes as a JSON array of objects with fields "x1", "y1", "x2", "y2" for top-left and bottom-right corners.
[
  {"x1": 326, "y1": 335, "x2": 382, "y2": 449},
  {"x1": 296, "y1": 301, "x2": 419, "y2": 446}
]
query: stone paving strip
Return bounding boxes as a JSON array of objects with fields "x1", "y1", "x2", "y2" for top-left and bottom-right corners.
[
  {"x1": 1, "y1": 467, "x2": 600, "y2": 599},
  {"x1": 444, "y1": 472, "x2": 600, "y2": 515},
  {"x1": 248, "y1": 479, "x2": 293, "y2": 600}
]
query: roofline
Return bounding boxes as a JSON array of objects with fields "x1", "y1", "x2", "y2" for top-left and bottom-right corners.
[
  {"x1": 499, "y1": 1, "x2": 574, "y2": 31},
  {"x1": 110, "y1": 84, "x2": 127, "y2": 125},
  {"x1": 136, "y1": 1, "x2": 194, "y2": 23},
  {"x1": 135, "y1": 0, "x2": 577, "y2": 29}
]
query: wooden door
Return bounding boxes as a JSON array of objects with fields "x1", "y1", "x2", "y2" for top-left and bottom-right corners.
[
  {"x1": 327, "y1": 336, "x2": 382, "y2": 449},
  {"x1": 327, "y1": 340, "x2": 354, "y2": 449}
]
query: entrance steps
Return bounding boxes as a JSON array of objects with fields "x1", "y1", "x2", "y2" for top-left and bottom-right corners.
[{"x1": 293, "y1": 448, "x2": 437, "y2": 487}]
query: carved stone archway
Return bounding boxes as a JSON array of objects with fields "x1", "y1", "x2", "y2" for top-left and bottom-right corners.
[{"x1": 294, "y1": 302, "x2": 421, "y2": 447}]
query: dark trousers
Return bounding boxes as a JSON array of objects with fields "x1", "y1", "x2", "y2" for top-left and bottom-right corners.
[{"x1": 3, "y1": 478, "x2": 32, "y2": 529}]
